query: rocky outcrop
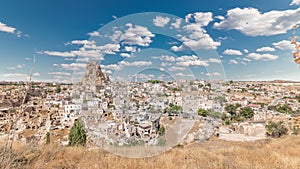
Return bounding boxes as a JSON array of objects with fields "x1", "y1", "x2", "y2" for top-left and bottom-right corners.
[{"x1": 81, "y1": 61, "x2": 110, "y2": 85}]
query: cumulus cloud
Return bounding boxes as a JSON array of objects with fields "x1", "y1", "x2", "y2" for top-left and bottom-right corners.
[
  {"x1": 111, "y1": 23, "x2": 155, "y2": 47},
  {"x1": 246, "y1": 53, "x2": 278, "y2": 61},
  {"x1": 69, "y1": 40, "x2": 95, "y2": 45},
  {"x1": 185, "y1": 12, "x2": 213, "y2": 27},
  {"x1": 290, "y1": 0, "x2": 300, "y2": 6},
  {"x1": 244, "y1": 49, "x2": 249, "y2": 53},
  {"x1": 0, "y1": 22, "x2": 16, "y2": 33},
  {"x1": 206, "y1": 72, "x2": 222, "y2": 76},
  {"x1": 171, "y1": 18, "x2": 182, "y2": 29},
  {"x1": 256, "y1": 46, "x2": 275, "y2": 52},
  {"x1": 101, "y1": 64, "x2": 121, "y2": 70},
  {"x1": 168, "y1": 66, "x2": 186, "y2": 71},
  {"x1": 48, "y1": 72, "x2": 71, "y2": 76},
  {"x1": 229, "y1": 59, "x2": 239, "y2": 64},
  {"x1": 206, "y1": 58, "x2": 221, "y2": 64},
  {"x1": 87, "y1": 31, "x2": 100, "y2": 37},
  {"x1": 160, "y1": 55, "x2": 176, "y2": 62},
  {"x1": 119, "y1": 61, "x2": 152, "y2": 67},
  {"x1": 43, "y1": 43, "x2": 120, "y2": 60},
  {"x1": 124, "y1": 46, "x2": 137, "y2": 53},
  {"x1": 43, "y1": 51, "x2": 75, "y2": 57},
  {"x1": 3, "y1": 73, "x2": 28, "y2": 78},
  {"x1": 120, "y1": 53, "x2": 131, "y2": 57},
  {"x1": 214, "y1": 7, "x2": 300, "y2": 36},
  {"x1": 61, "y1": 63, "x2": 86, "y2": 70},
  {"x1": 153, "y1": 16, "x2": 170, "y2": 27},
  {"x1": 272, "y1": 40, "x2": 295, "y2": 50},
  {"x1": 176, "y1": 55, "x2": 209, "y2": 67},
  {"x1": 223, "y1": 49, "x2": 243, "y2": 55},
  {"x1": 32, "y1": 72, "x2": 40, "y2": 77},
  {"x1": 171, "y1": 12, "x2": 220, "y2": 51}
]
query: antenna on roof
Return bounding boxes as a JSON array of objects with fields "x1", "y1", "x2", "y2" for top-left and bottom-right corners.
[{"x1": 29, "y1": 49, "x2": 36, "y2": 84}]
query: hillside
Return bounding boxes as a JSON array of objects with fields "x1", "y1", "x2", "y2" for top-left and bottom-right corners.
[{"x1": 1, "y1": 135, "x2": 300, "y2": 169}]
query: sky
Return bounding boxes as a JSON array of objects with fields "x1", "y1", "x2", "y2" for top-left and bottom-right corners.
[{"x1": 1, "y1": 0, "x2": 300, "y2": 82}]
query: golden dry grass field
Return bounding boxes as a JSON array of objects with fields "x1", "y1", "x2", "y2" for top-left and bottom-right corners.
[{"x1": 1, "y1": 135, "x2": 300, "y2": 169}]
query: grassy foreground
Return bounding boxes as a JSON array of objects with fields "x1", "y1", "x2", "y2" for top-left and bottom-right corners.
[{"x1": 1, "y1": 135, "x2": 300, "y2": 169}]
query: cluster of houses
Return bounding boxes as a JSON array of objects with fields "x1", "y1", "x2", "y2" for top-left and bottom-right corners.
[{"x1": 0, "y1": 79, "x2": 300, "y2": 145}]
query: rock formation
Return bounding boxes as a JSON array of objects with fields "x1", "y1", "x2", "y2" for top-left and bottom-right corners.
[{"x1": 81, "y1": 61, "x2": 110, "y2": 85}]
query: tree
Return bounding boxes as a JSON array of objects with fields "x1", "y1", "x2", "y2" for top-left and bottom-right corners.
[
  {"x1": 46, "y1": 132, "x2": 50, "y2": 145},
  {"x1": 225, "y1": 104, "x2": 241, "y2": 116},
  {"x1": 55, "y1": 85, "x2": 61, "y2": 93},
  {"x1": 198, "y1": 108, "x2": 208, "y2": 117},
  {"x1": 240, "y1": 107, "x2": 254, "y2": 119},
  {"x1": 158, "y1": 126, "x2": 165, "y2": 135},
  {"x1": 266, "y1": 121, "x2": 288, "y2": 138},
  {"x1": 68, "y1": 120, "x2": 87, "y2": 146}
]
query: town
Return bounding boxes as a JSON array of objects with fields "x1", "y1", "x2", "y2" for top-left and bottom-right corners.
[{"x1": 0, "y1": 62, "x2": 300, "y2": 147}]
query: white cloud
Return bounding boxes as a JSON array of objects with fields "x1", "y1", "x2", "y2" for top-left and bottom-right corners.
[
  {"x1": 206, "y1": 58, "x2": 221, "y2": 63},
  {"x1": 214, "y1": 7, "x2": 300, "y2": 36},
  {"x1": 256, "y1": 46, "x2": 275, "y2": 52},
  {"x1": 120, "y1": 53, "x2": 131, "y2": 57},
  {"x1": 160, "y1": 55, "x2": 175, "y2": 62},
  {"x1": 16, "y1": 64, "x2": 25, "y2": 69},
  {"x1": 119, "y1": 61, "x2": 152, "y2": 67},
  {"x1": 43, "y1": 43, "x2": 120, "y2": 60},
  {"x1": 290, "y1": 0, "x2": 300, "y2": 6},
  {"x1": 176, "y1": 55, "x2": 209, "y2": 67},
  {"x1": 61, "y1": 63, "x2": 86, "y2": 70},
  {"x1": 229, "y1": 59, "x2": 239, "y2": 64},
  {"x1": 43, "y1": 51, "x2": 75, "y2": 57},
  {"x1": 246, "y1": 53, "x2": 278, "y2": 61},
  {"x1": 215, "y1": 15, "x2": 225, "y2": 20},
  {"x1": 111, "y1": 23, "x2": 155, "y2": 47},
  {"x1": 171, "y1": 18, "x2": 182, "y2": 29},
  {"x1": 69, "y1": 40, "x2": 95, "y2": 45},
  {"x1": 32, "y1": 72, "x2": 40, "y2": 77},
  {"x1": 206, "y1": 72, "x2": 222, "y2": 76},
  {"x1": 87, "y1": 31, "x2": 100, "y2": 37},
  {"x1": 3, "y1": 73, "x2": 28, "y2": 78},
  {"x1": 244, "y1": 49, "x2": 249, "y2": 53},
  {"x1": 48, "y1": 72, "x2": 71, "y2": 76},
  {"x1": 175, "y1": 73, "x2": 194, "y2": 77},
  {"x1": 223, "y1": 49, "x2": 243, "y2": 55},
  {"x1": 168, "y1": 66, "x2": 186, "y2": 71},
  {"x1": 243, "y1": 58, "x2": 251, "y2": 62},
  {"x1": 136, "y1": 74, "x2": 155, "y2": 79},
  {"x1": 124, "y1": 46, "x2": 137, "y2": 53},
  {"x1": 0, "y1": 22, "x2": 16, "y2": 33},
  {"x1": 185, "y1": 12, "x2": 213, "y2": 27},
  {"x1": 272, "y1": 40, "x2": 295, "y2": 50},
  {"x1": 112, "y1": 15, "x2": 118, "y2": 20},
  {"x1": 153, "y1": 16, "x2": 170, "y2": 27},
  {"x1": 171, "y1": 12, "x2": 220, "y2": 51},
  {"x1": 101, "y1": 64, "x2": 121, "y2": 70}
]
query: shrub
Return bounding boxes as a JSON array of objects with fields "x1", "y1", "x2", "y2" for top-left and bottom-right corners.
[
  {"x1": 46, "y1": 132, "x2": 50, "y2": 145},
  {"x1": 68, "y1": 120, "x2": 87, "y2": 146},
  {"x1": 266, "y1": 121, "x2": 288, "y2": 138}
]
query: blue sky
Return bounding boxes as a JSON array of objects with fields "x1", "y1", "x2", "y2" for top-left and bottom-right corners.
[{"x1": 0, "y1": 0, "x2": 300, "y2": 82}]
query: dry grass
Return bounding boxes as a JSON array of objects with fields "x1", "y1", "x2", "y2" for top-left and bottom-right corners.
[{"x1": 1, "y1": 135, "x2": 300, "y2": 169}]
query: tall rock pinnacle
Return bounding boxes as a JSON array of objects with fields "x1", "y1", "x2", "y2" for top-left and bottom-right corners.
[{"x1": 81, "y1": 61, "x2": 110, "y2": 85}]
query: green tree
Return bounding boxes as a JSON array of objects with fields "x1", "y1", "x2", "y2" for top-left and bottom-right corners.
[
  {"x1": 266, "y1": 121, "x2": 288, "y2": 138},
  {"x1": 55, "y1": 85, "x2": 61, "y2": 93},
  {"x1": 240, "y1": 107, "x2": 254, "y2": 119},
  {"x1": 197, "y1": 108, "x2": 208, "y2": 117},
  {"x1": 225, "y1": 104, "x2": 241, "y2": 116},
  {"x1": 46, "y1": 132, "x2": 50, "y2": 145},
  {"x1": 68, "y1": 120, "x2": 87, "y2": 146},
  {"x1": 158, "y1": 126, "x2": 165, "y2": 135}
]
